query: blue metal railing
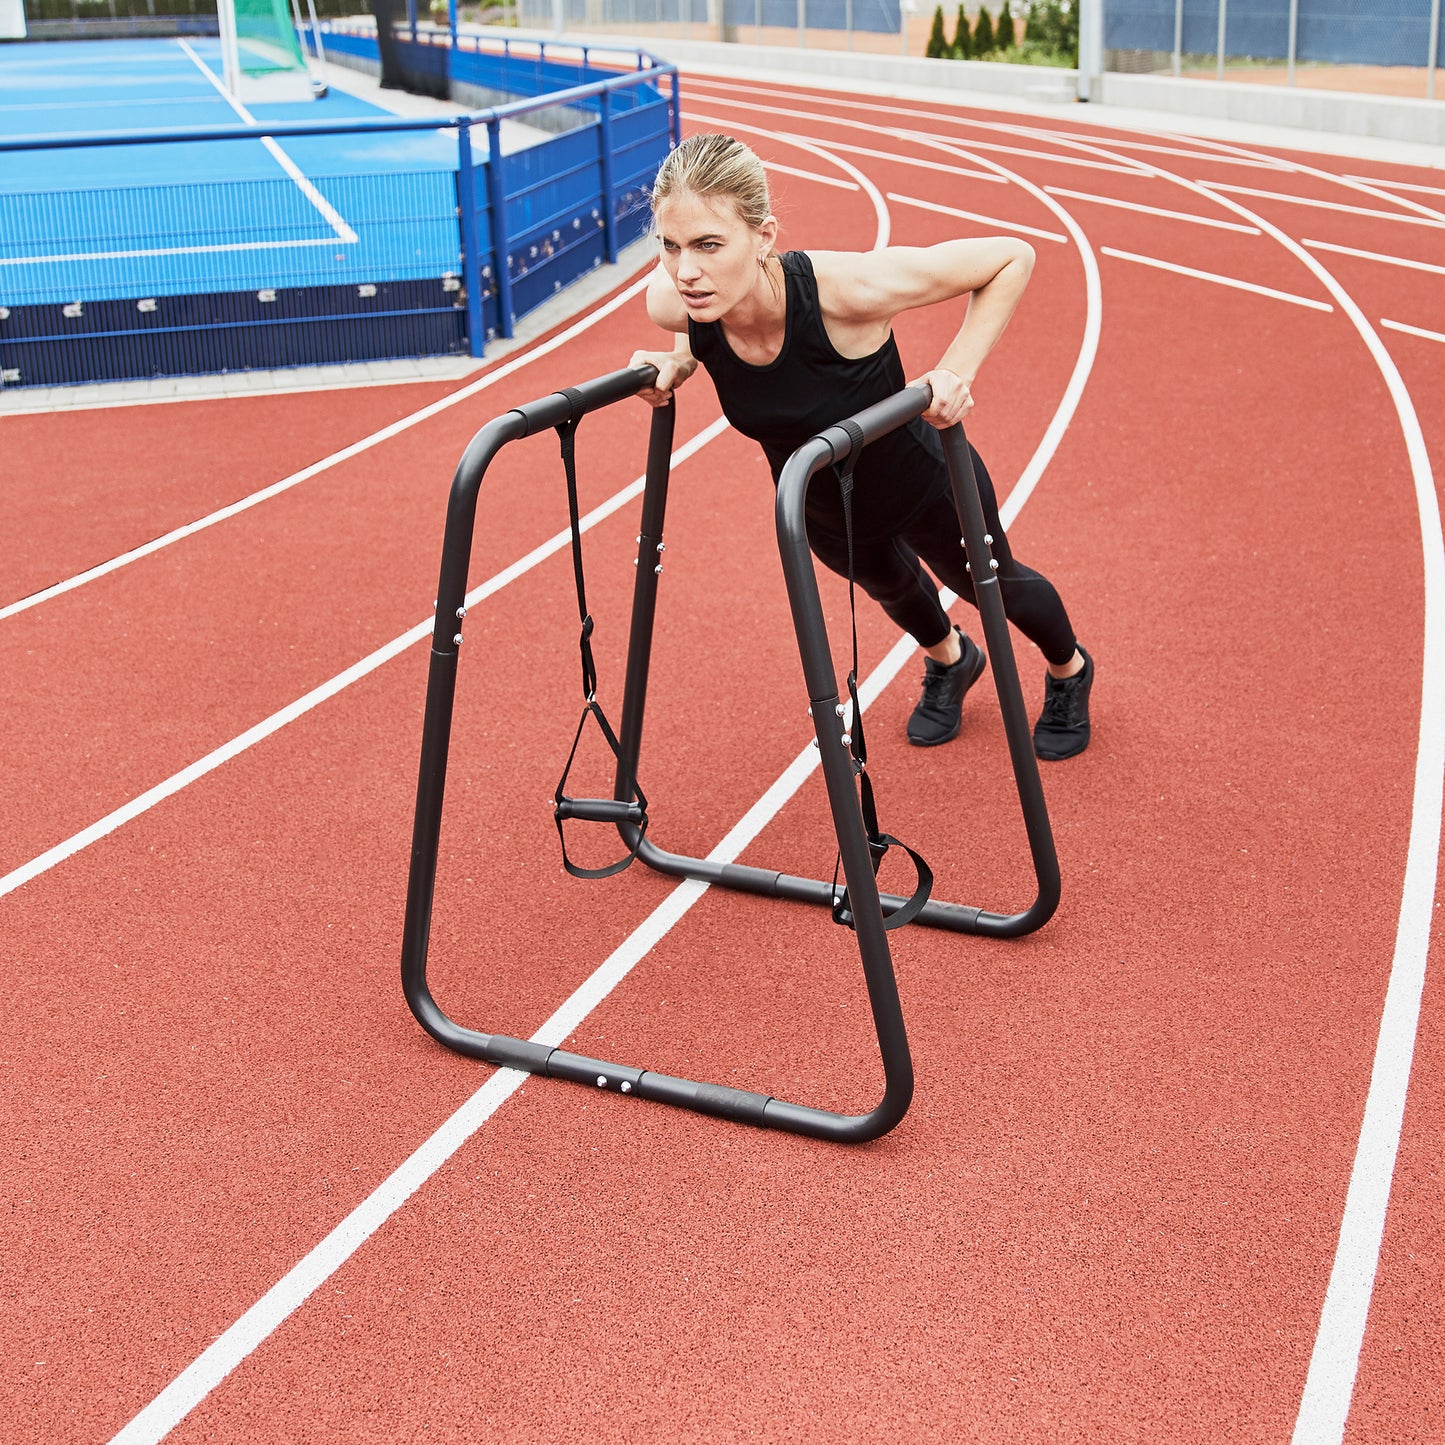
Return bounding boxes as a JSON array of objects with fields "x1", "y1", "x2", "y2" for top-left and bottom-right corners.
[{"x1": 0, "y1": 41, "x2": 679, "y2": 388}]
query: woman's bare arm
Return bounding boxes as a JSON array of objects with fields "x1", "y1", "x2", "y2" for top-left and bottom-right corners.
[{"x1": 813, "y1": 237, "x2": 1036, "y2": 428}]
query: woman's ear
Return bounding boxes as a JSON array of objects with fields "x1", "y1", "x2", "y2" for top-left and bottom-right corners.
[{"x1": 758, "y1": 213, "x2": 779, "y2": 258}]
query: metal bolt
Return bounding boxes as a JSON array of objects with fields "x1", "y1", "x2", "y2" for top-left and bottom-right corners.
[
  {"x1": 632, "y1": 558, "x2": 638, "y2": 566},
  {"x1": 636, "y1": 535, "x2": 642, "y2": 543},
  {"x1": 654, "y1": 564, "x2": 663, "y2": 575},
  {"x1": 455, "y1": 606, "x2": 467, "y2": 619},
  {"x1": 989, "y1": 559, "x2": 999, "y2": 571},
  {"x1": 656, "y1": 542, "x2": 665, "y2": 553},
  {"x1": 810, "y1": 737, "x2": 820, "y2": 749},
  {"x1": 453, "y1": 633, "x2": 464, "y2": 645},
  {"x1": 835, "y1": 703, "x2": 846, "y2": 718},
  {"x1": 807, "y1": 706, "x2": 813, "y2": 717},
  {"x1": 620, "y1": 1081, "x2": 632, "y2": 1094},
  {"x1": 985, "y1": 533, "x2": 994, "y2": 545},
  {"x1": 965, "y1": 562, "x2": 972, "y2": 573},
  {"x1": 596, "y1": 1075, "x2": 608, "y2": 1088}
]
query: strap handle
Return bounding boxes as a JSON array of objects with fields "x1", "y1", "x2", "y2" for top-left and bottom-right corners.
[
  {"x1": 551, "y1": 387, "x2": 648, "y2": 878},
  {"x1": 829, "y1": 420, "x2": 934, "y2": 932}
]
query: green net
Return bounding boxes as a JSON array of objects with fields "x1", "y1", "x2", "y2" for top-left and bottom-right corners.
[{"x1": 233, "y1": 0, "x2": 307, "y2": 78}]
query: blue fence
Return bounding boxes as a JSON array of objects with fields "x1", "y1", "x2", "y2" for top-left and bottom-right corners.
[
  {"x1": 0, "y1": 39, "x2": 678, "y2": 389},
  {"x1": 1105, "y1": 0, "x2": 1441, "y2": 66}
]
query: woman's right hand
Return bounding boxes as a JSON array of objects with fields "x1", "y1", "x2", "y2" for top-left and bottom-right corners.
[{"x1": 629, "y1": 350, "x2": 694, "y2": 407}]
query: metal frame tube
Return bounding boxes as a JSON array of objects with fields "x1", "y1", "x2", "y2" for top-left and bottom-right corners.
[
  {"x1": 401, "y1": 374, "x2": 1060, "y2": 1144},
  {"x1": 1428, "y1": 0, "x2": 1440, "y2": 100}
]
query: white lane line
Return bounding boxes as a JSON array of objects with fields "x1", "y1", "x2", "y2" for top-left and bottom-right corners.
[
  {"x1": 1043, "y1": 184, "x2": 1261, "y2": 234},
  {"x1": 1031, "y1": 128, "x2": 1288, "y2": 170},
  {"x1": 1282, "y1": 280, "x2": 1442, "y2": 1445},
  {"x1": 1380, "y1": 317, "x2": 1445, "y2": 345},
  {"x1": 1346, "y1": 175, "x2": 1445, "y2": 201},
  {"x1": 103, "y1": 130, "x2": 1102, "y2": 1445},
  {"x1": 1199, "y1": 179, "x2": 1445, "y2": 231},
  {"x1": 763, "y1": 159, "x2": 859, "y2": 191},
  {"x1": 682, "y1": 97, "x2": 1006, "y2": 184},
  {"x1": 0, "y1": 269, "x2": 652, "y2": 622},
  {"x1": 175, "y1": 37, "x2": 359, "y2": 245},
  {"x1": 1302, "y1": 239, "x2": 1445, "y2": 278},
  {"x1": 1100, "y1": 246, "x2": 1334, "y2": 312},
  {"x1": 894, "y1": 125, "x2": 1143, "y2": 177},
  {"x1": 0, "y1": 414, "x2": 731, "y2": 905},
  {"x1": 1014, "y1": 118, "x2": 1443, "y2": 1445},
  {"x1": 887, "y1": 191, "x2": 1066, "y2": 244},
  {"x1": 1, "y1": 237, "x2": 342, "y2": 266},
  {"x1": 682, "y1": 74, "x2": 1285, "y2": 174}
]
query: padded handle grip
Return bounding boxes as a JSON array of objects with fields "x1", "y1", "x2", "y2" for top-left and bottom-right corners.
[{"x1": 554, "y1": 797, "x2": 646, "y2": 824}]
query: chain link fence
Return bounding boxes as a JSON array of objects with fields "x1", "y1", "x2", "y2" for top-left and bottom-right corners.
[{"x1": 1104, "y1": 0, "x2": 1441, "y2": 97}]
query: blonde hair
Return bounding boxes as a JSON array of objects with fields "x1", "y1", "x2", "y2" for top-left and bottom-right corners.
[{"x1": 652, "y1": 132, "x2": 774, "y2": 237}]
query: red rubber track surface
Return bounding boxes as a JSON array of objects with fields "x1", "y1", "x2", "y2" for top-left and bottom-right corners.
[{"x1": 3, "y1": 74, "x2": 1443, "y2": 1444}]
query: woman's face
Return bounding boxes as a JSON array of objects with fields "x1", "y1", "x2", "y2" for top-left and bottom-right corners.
[{"x1": 654, "y1": 189, "x2": 772, "y2": 323}]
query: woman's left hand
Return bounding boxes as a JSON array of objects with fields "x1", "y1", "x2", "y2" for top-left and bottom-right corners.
[{"x1": 915, "y1": 368, "x2": 974, "y2": 430}]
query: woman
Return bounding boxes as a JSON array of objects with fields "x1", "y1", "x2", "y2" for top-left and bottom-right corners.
[{"x1": 629, "y1": 132, "x2": 1092, "y2": 760}]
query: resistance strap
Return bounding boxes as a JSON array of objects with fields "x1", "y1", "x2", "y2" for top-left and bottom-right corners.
[
  {"x1": 830, "y1": 420, "x2": 933, "y2": 932},
  {"x1": 551, "y1": 389, "x2": 649, "y2": 880}
]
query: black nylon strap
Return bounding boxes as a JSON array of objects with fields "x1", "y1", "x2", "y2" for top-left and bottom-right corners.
[
  {"x1": 550, "y1": 387, "x2": 648, "y2": 879},
  {"x1": 828, "y1": 420, "x2": 934, "y2": 932},
  {"x1": 555, "y1": 387, "x2": 597, "y2": 701}
]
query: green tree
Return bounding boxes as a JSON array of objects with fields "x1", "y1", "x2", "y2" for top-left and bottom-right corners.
[
  {"x1": 952, "y1": 2, "x2": 972, "y2": 56},
  {"x1": 972, "y1": 3, "x2": 995, "y2": 52},
  {"x1": 926, "y1": 2, "x2": 949, "y2": 56},
  {"x1": 997, "y1": 0, "x2": 1015, "y2": 49}
]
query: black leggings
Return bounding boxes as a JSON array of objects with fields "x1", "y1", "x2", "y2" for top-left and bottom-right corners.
[{"x1": 807, "y1": 443, "x2": 1077, "y2": 668}]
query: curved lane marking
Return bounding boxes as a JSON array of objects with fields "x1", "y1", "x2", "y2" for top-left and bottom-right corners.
[{"x1": 955, "y1": 119, "x2": 1442, "y2": 1445}]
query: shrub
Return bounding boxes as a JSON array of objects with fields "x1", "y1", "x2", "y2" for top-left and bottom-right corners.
[
  {"x1": 972, "y1": 3, "x2": 995, "y2": 52},
  {"x1": 926, "y1": 3, "x2": 949, "y2": 56},
  {"x1": 997, "y1": 0, "x2": 1015, "y2": 48},
  {"x1": 952, "y1": 3, "x2": 971, "y2": 56}
]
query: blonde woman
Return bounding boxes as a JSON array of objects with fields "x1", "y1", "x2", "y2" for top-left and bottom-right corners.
[{"x1": 630, "y1": 133, "x2": 1092, "y2": 759}]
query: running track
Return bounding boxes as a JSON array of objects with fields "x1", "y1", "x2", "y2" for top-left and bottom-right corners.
[{"x1": 3, "y1": 70, "x2": 1443, "y2": 1444}]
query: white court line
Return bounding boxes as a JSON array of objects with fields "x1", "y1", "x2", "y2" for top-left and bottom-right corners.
[
  {"x1": 1302, "y1": 239, "x2": 1445, "y2": 278},
  {"x1": 1199, "y1": 179, "x2": 1445, "y2": 231},
  {"x1": 1100, "y1": 246, "x2": 1335, "y2": 312},
  {"x1": 1043, "y1": 184, "x2": 1261, "y2": 235},
  {"x1": 0, "y1": 414, "x2": 730, "y2": 904},
  {"x1": 175, "y1": 38, "x2": 359, "y2": 245},
  {"x1": 1380, "y1": 317, "x2": 1445, "y2": 345},
  {"x1": 0, "y1": 270, "x2": 652, "y2": 622},
  {"x1": 887, "y1": 191, "x2": 1067, "y2": 244},
  {"x1": 1, "y1": 237, "x2": 342, "y2": 266},
  {"x1": 763, "y1": 159, "x2": 859, "y2": 191},
  {"x1": 103, "y1": 129, "x2": 1102, "y2": 1445}
]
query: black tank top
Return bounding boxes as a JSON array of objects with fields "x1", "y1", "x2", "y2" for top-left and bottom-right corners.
[{"x1": 688, "y1": 250, "x2": 949, "y2": 542}]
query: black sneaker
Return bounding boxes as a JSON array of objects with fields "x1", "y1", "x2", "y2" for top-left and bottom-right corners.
[
  {"x1": 1033, "y1": 646, "x2": 1093, "y2": 760},
  {"x1": 907, "y1": 628, "x2": 987, "y2": 747}
]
